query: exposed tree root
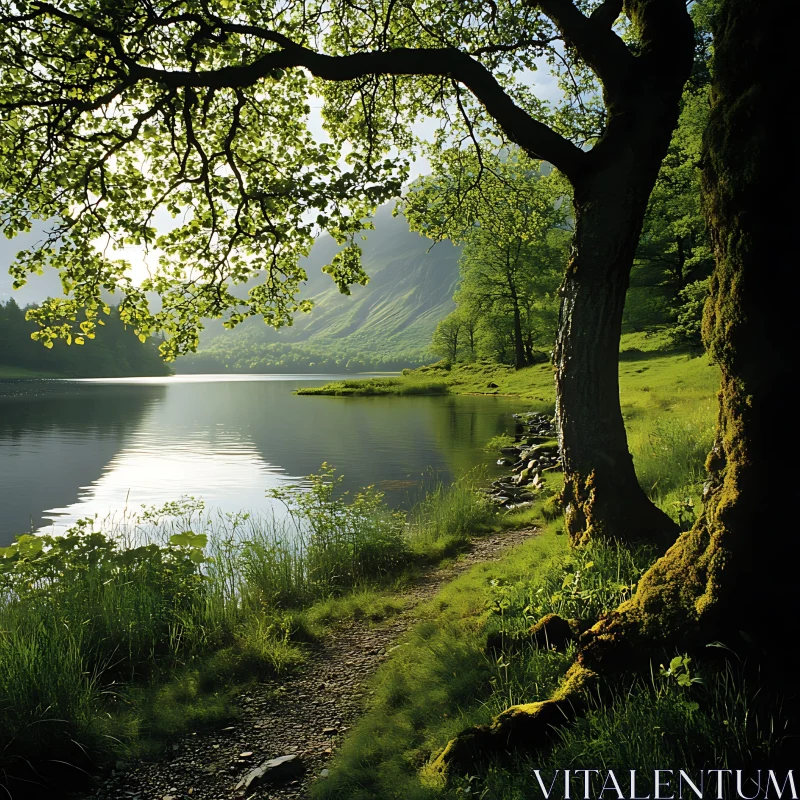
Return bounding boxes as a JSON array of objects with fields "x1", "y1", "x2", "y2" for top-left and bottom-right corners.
[
  {"x1": 425, "y1": 662, "x2": 597, "y2": 781},
  {"x1": 485, "y1": 613, "x2": 580, "y2": 656}
]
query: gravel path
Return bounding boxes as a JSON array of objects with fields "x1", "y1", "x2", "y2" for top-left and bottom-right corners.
[{"x1": 93, "y1": 528, "x2": 538, "y2": 800}]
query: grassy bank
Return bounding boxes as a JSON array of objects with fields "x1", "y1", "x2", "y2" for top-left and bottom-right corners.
[
  {"x1": 301, "y1": 332, "x2": 775, "y2": 798},
  {"x1": 312, "y1": 525, "x2": 784, "y2": 800},
  {"x1": 0, "y1": 469, "x2": 497, "y2": 792},
  {"x1": 301, "y1": 330, "x2": 719, "y2": 526},
  {"x1": 296, "y1": 376, "x2": 448, "y2": 396},
  {"x1": 299, "y1": 330, "x2": 715, "y2": 402}
]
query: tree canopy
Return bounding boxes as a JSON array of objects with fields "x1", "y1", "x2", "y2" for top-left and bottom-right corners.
[
  {"x1": 0, "y1": 0, "x2": 687, "y2": 358},
  {"x1": 405, "y1": 149, "x2": 568, "y2": 368},
  {"x1": 1, "y1": 0, "x2": 696, "y2": 548}
]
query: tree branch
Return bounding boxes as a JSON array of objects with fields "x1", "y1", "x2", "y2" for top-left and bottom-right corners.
[
  {"x1": 532, "y1": 0, "x2": 633, "y2": 100},
  {"x1": 124, "y1": 45, "x2": 585, "y2": 179},
  {"x1": 590, "y1": 0, "x2": 624, "y2": 29}
]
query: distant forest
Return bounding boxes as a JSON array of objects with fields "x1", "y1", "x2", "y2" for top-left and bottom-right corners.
[{"x1": 0, "y1": 299, "x2": 171, "y2": 377}]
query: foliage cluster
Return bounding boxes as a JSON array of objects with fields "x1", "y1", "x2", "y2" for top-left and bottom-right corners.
[
  {"x1": 626, "y1": 88, "x2": 714, "y2": 342},
  {"x1": 405, "y1": 152, "x2": 569, "y2": 370}
]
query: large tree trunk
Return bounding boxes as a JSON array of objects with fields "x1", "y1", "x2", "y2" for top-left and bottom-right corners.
[
  {"x1": 511, "y1": 299, "x2": 526, "y2": 370},
  {"x1": 580, "y1": 0, "x2": 796, "y2": 666},
  {"x1": 551, "y1": 0, "x2": 695, "y2": 547},
  {"x1": 430, "y1": 0, "x2": 795, "y2": 776},
  {"x1": 556, "y1": 144, "x2": 686, "y2": 547}
]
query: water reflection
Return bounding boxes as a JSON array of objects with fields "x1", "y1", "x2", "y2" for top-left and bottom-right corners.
[
  {"x1": 0, "y1": 380, "x2": 165, "y2": 539},
  {"x1": 0, "y1": 375, "x2": 530, "y2": 545}
]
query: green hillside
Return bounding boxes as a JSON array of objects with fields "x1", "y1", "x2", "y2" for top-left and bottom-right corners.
[{"x1": 178, "y1": 205, "x2": 461, "y2": 373}]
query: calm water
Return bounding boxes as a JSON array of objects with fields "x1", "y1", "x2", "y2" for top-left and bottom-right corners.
[{"x1": 0, "y1": 375, "x2": 531, "y2": 545}]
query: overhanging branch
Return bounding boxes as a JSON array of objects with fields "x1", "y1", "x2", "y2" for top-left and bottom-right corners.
[
  {"x1": 126, "y1": 46, "x2": 586, "y2": 180},
  {"x1": 532, "y1": 0, "x2": 633, "y2": 100}
]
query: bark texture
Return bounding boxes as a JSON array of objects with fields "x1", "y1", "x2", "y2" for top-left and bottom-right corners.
[
  {"x1": 556, "y1": 0, "x2": 694, "y2": 546},
  {"x1": 580, "y1": 0, "x2": 796, "y2": 670},
  {"x1": 557, "y1": 168, "x2": 680, "y2": 547},
  {"x1": 430, "y1": 0, "x2": 796, "y2": 775}
]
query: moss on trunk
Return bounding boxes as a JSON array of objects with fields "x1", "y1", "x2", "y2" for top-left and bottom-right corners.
[
  {"x1": 429, "y1": 0, "x2": 796, "y2": 776},
  {"x1": 581, "y1": 0, "x2": 796, "y2": 670}
]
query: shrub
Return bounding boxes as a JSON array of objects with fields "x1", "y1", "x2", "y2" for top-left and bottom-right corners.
[
  {"x1": 484, "y1": 433, "x2": 516, "y2": 453},
  {"x1": 268, "y1": 464, "x2": 409, "y2": 599}
]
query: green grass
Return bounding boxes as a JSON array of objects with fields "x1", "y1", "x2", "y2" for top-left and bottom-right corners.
[
  {"x1": 0, "y1": 468, "x2": 500, "y2": 790},
  {"x1": 459, "y1": 658, "x2": 787, "y2": 799},
  {"x1": 303, "y1": 586, "x2": 409, "y2": 628},
  {"x1": 0, "y1": 518, "x2": 306, "y2": 783},
  {"x1": 308, "y1": 333, "x2": 756, "y2": 799},
  {"x1": 296, "y1": 377, "x2": 449, "y2": 396},
  {"x1": 313, "y1": 522, "x2": 785, "y2": 800},
  {"x1": 407, "y1": 471, "x2": 498, "y2": 559}
]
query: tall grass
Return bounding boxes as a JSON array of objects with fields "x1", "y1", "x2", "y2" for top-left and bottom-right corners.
[
  {"x1": 516, "y1": 538, "x2": 658, "y2": 624},
  {"x1": 408, "y1": 471, "x2": 496, "y2": 557},
  {"x1": 0, "y1": 523, "x2": 225, "y2": 784},
  {"x1": 0, "y1": 465, "x2": 495, "y2": 788},
  {"x1": 468, "y1": 658, "x2": 788, "y2": 800},
  {"x1": 630, "y1": 410, "x2": 715, "y2": 499}
]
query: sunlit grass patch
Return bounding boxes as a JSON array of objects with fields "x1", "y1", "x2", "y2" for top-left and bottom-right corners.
[
  {"x1": 315, "y1": 527, "x2": 785, "y2": 800},
  {"x1": 408, "y1": 472, "x2": 497, "y2": 558},
  {"x1": 296, "y1": 377, "x2": 449, "y2": 396},
  {"x1": 303, "y1": 586, "x2": 408, "y2": 628}
]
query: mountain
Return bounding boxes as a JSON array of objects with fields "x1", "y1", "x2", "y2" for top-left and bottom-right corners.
[
  {"x1": 180, "y1": 205, "x2": 461, "y2": 372},
  {"x1": 1, "y1": 207, "x2": 462, "y2": 372}
]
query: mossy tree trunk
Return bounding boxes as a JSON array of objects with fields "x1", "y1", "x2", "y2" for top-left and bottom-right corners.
[
  {"x1": 432, "y1": 0, "x2": 795, "y2": 775},
  {"x1": 580, "y1": 0, "x2": 796, "y2": 669}
]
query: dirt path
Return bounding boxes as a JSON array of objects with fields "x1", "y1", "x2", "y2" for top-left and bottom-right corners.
[{"x1": 93, "y1": 528, "x2": 538, "y2": 800}]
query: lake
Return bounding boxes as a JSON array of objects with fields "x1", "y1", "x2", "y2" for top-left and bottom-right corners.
[{"x1": 0, "y1": 375, "x2": 533, "y2": 546}]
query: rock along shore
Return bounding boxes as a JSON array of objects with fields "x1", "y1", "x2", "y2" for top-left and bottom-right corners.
[{"x1": 486, "y1": 411, "x2": 562, "y2": 510}]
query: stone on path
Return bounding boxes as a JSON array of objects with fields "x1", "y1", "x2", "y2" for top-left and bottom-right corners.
[{"x1": 235, "y1": 754, "x2": 302, "y2": 794}]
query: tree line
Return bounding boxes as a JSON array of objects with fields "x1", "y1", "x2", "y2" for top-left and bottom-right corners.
[{"x1": 0, "y1": 299, "x2": 171, "y2": 377}]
